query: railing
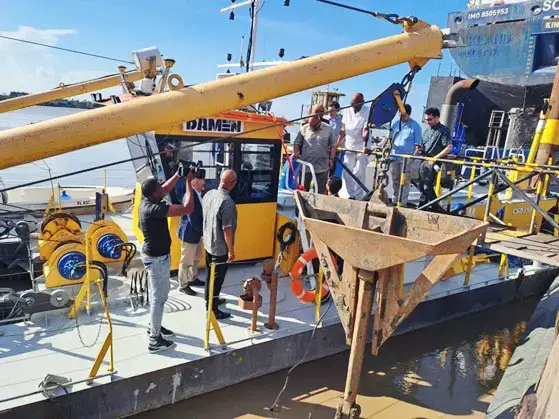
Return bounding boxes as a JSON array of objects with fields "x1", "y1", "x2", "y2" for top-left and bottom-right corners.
[{"x1": 336, "y1": 147, "x2": 559, "y2": 236}]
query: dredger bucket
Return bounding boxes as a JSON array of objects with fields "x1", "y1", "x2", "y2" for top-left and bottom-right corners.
[{"x1": 294, "y1": 191, "x2": 488, "y2": 354}]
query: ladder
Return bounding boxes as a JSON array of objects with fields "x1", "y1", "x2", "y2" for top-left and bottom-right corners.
[{"x1": 484, "y1": 110, "x2": 507, "y2": 161}]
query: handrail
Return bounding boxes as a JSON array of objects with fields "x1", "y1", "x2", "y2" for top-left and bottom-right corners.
[{"x1": 337, "y1": 147, "x2": 559, "y2": 175}]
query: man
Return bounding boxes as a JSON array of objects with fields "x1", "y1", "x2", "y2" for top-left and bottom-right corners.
[
  {"x1": 340, "y1": 93, "x2": 370, "y2": 199},
  {"x1": 389, "y1": 104, "x2": 422, "y2": 206},
  {"x1": 139, "y1": 165, "x2": 196, "y2": 353},
  {"x1": 177, "y1": 169, "x2": 206, "y2": 296},
  {"x1": 202, "y1": 169, "x2": 238, "y2": 320},
  {"x1": 419, "y1": 107, "x2": 453, "y2": 210},
  {"x1": 329, "y1": 101, "x2": 343, "y2": 140},
  {"x1": 329, "y1": 101, "x2": 343, "y2": 176},
  {"x1": 293, "y1": 104, "x2": 337, "y2": 194},
  {"x1": 327, "y1": 175, "x2": 342, "y2": 197}
]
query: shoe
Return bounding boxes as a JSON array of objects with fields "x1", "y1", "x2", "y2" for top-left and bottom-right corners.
[
  {"x1": 147, "y1": 326, "x2": 175, "y2": 338},
  {"x1": 189, "y1": 278, "x2": 205, "y2": 287},
  {"x1": 217, "y1": 298, "x2": 226, "y2": 306},
  {"x1": 148, "y1": 336, "x2": 176, "y2": 353},
  {"x1": 180, "y1": 286, "x2": 197, "y2": 296},
  {"x1": 160, "y1": 326, "x2": 175, "y2": 338},
  {"x1": 212, "y1": 309, "x2": 231, "y2": 320}
]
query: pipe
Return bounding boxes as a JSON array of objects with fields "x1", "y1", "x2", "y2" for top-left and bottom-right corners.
[
  {"x1": 535, "y1": 65, "x2": 559, "y2": 179},
  {"x1": 0, "y1": 70, "x2": 143, "y2": 114},
  {"x1": 440, "y1": 78, "x2": 480, "y2": 131},
  {"x1": 0, "y1": 21, "x2": 443, "y2": 170}
]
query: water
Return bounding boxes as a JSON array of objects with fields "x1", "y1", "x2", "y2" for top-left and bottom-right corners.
[
  {"x1": 135, "y1": 298, "x2": 537, "y2": 419},
  {"x1": 0, "y1": 106, "x2": 136, "y2": 188}
]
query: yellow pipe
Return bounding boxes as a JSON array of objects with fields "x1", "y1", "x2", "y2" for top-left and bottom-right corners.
[
  {"x1": 527, "y1": 105, "x2": 548, "y2": 164},
  {"x1": 467, "y1": 164, "x2": 476, "y2": 202},
  {"x1": 0, "y1": 70, "x2": 143, "y2": 114},
  {"x1": 0, "y1": 22, "x2": 442, "y2": 170},
  {"x1": 435, "y1": 169, "x2": 443, "y2": 197}
]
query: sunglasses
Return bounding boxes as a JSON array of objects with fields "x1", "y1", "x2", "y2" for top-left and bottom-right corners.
[{"x1": 425, "y1": 117, "x2": 435, "y2": 122}]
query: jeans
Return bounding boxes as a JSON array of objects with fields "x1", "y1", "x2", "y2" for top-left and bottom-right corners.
[
  {"x1": 303, "y1": 171, "x2": 328, "y2": 194},
  {"x1": 142, "y1": 253, "x2": 171, "y2": 340},
  {"x1": 178, "y1": 241, "x2": 202, "y2": 289},
  {"x1": 205, "y1": 252, "x2": 229, "y2": 311}
]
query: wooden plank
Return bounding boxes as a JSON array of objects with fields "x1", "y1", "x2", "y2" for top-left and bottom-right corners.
[
  {"x1": 527, "y1": 234, "x2": 559, "y2": 244},
  {"x1": 483, "y1": 242, "x2": 559, "y2": 267},
  {"x1": 339, "y1": 275, "x2": 375, "y2": 417},
  {"x1": 372, "y1": 264, "x2": 403, "y2": 355},
  {"x1": 312, "y1": 237, "x2": 354, "y2": 342}
]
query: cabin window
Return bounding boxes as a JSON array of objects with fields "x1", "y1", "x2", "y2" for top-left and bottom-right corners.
[
  {"x1": 126, "y1": 132, "x2": 164, "y2": 184},
  {"x1": 233, "y1": 142, "x2": 279, "y2": 204},
  {"x1": 150, "y1": 135, "x2": 279, "y2": 205}
]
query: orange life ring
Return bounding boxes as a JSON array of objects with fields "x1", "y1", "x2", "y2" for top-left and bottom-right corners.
[{"x1": 290, "y1": 247, "x2": 336, "y2": 304}]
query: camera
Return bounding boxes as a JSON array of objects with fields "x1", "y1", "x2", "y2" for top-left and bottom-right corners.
[{"x1": 178, "y1": 160, "x2": 203, "y2": 177}]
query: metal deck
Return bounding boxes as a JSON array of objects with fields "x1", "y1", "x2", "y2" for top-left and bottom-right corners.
[{"x1": 0, "y1": 213, "x2": 557, "y2": 418}]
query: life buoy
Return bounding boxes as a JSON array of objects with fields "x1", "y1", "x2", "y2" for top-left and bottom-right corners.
[{"x1": 290, "y1": 247, "x2": 335, "y2": 304}]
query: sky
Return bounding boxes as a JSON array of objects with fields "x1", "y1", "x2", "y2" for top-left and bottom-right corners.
[{"x1": 0, "y1": 0, "x2": 469, "y2": 122}]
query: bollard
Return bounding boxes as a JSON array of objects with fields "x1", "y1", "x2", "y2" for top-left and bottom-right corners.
[
  {"x1": 265, "y1": 271, "x2": 279, "y2": 330},
  {"x1": 250, "y1": 282, "x2": 259, "y2": 333}
]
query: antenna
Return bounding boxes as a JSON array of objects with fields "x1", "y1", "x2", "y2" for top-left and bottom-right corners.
[{"x1": 218, "y1": 0, "x2": 291, "y2": 73}]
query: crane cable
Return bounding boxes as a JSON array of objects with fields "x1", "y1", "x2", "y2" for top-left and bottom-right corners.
[{"x1": 0, "y1": 34, "x2": 134, "y2": 64}]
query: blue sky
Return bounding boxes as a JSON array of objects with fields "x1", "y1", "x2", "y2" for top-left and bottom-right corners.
[{"x1": 0, "y1": 0, "x2": 468, "y2": 121}]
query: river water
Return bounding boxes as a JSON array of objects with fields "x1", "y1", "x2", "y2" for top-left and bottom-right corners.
[
  {"x1": 0, "y1": 106, "x2": 135, "y2": 188},
  {"x1": 135, "y1": 298, "x2": 537, "y2": 419}
]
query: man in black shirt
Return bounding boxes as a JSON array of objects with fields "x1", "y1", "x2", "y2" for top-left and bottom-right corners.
[
  {"x1": 419, "y1": 107, "x2": 453, "y2": 210},
  {"x1": 139, "y1": 166, "x2": 196, "y2": 353}
]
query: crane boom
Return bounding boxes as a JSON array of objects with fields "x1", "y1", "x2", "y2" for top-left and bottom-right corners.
[
  {"x1": 0, "y1": 70, "x2": 143, "y2": 114},
  {"x1": 0, "y1": 21, "x2": 443, "y2": 170}
]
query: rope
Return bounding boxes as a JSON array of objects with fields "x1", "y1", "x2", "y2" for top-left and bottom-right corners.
[
  {"x1": 0, "y1": 34, "x2": 134, "y2": 64},
  {"x1": 266, "y1": 299, "x2": 334, "y2": 413}
]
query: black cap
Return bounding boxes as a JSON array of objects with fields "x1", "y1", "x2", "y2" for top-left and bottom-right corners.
[
  {"x1": 330, "y1": 101, "x2": 340, "y2": 110},
  {"x1": 141, "y1": 177, "x2": 159, "y2": 198},
  {"x1": 195, "y1": 168, "x2": 206, "y2": 179}
]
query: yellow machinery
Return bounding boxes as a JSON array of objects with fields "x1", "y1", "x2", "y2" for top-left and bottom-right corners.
[{"x1": 130, "y1": 110, "x2": 287, "y2": 270}]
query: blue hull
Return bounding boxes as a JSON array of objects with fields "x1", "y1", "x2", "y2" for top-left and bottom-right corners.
[{"x1": 449, "y1": 0, "x2": 559, "y2": 108}]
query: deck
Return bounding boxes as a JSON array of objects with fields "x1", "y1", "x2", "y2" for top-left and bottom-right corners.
[
  {"x1": 482, "y1": 227, "x2": 559, "y2": 268},
  {"x1": 0, "y1": 214, "x2": 557, "y2": 418}
]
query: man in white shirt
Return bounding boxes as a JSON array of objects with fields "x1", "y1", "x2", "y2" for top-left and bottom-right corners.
[{"x1": 339, "y1": 93, "x2": 369, "y2": 199}]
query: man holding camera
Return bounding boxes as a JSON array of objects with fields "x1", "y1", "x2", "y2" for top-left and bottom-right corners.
[
  {"x1": 178, "y1": 168, "x2": 206, "y2": 296},
  {"x1": 139, "y1": 163, "x2": 196, "y2": 353}
]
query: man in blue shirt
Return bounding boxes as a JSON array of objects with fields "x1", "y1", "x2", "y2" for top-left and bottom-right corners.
[{"x1": 389, "y1": 104, "x2": 422, "y2": 206}]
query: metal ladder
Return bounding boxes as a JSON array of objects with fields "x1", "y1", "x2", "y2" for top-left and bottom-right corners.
[{"x1": 484, "y1": 110, "x2": 507, "y2": 161}]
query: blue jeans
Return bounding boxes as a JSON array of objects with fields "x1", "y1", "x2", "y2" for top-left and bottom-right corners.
[{"x1": 141, "y1": 253, "x2": 171, "y2": 340}]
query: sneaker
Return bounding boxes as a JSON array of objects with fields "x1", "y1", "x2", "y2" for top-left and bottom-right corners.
[
  {"x1": 147, "y1": 326, "x2": 175, "y2": 338},
  {"x1": 212, "y1": 309, "x2": 231, "y2": 320},
  {"x1": 148, "y1": 336, "x2": 176, "y2": 353},
  {"x1": 160, "y1": 326, "x2": 175, "y2": 338},
  {"x1": 180, "y1": 286, "x2": 197, "y2": 296},
  {"x1": 189, "y1": 278, "x2": 205, "y2": 287}
]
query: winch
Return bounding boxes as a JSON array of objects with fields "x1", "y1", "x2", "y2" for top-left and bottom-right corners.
[{"x1": 86, "y1": 220, "x2": 136, "y2": 275}]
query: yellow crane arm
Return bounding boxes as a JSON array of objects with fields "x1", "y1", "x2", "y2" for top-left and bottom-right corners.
[
  {"x1": 0, "y1": 21, "x2": 442, "y2": 170},
  {"x1": 0, "y1": 70, "x2": 143, "y2": 114}
]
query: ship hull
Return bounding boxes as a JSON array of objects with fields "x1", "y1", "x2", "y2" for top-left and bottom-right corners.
[{"x1": 448, "y1": 0, "x2": 559, "y2": 109}]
